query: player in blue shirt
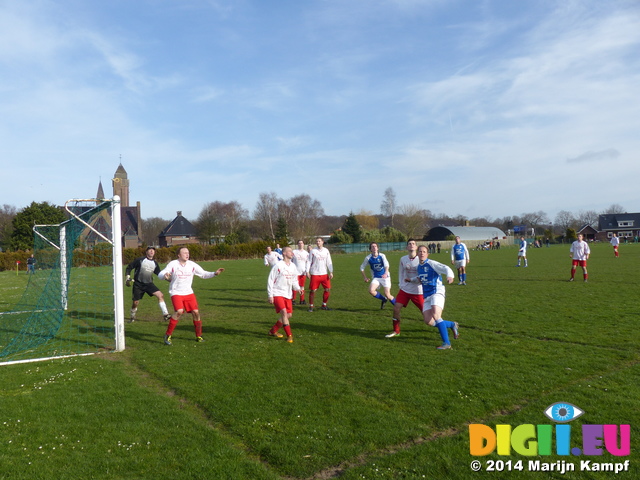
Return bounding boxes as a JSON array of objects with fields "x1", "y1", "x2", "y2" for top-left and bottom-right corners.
[
  {"x1": 516, "y1": 236, "x2": 528, "y2": 267},
  {"x1": 450, "y1": 236, "x2": 470, "y2": 285},
  {"x1": 360, "y1": 242, "x2": 396, "y2": 309},
  {"x1": 406, "y1": 245, "x2": 459, "y2": 350}
]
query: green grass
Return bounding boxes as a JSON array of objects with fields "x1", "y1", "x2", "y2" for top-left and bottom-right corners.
[{"x1": 1, "y1": 243, "x2": 638, "y2": 479}]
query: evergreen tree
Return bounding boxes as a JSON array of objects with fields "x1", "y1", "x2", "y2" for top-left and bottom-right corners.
[
  {"x1": 275, "y1": 216, "x2": 289, "y2": 244},
  {"x1": 10, "y1": 202, "x2": 66, "y2": 251},
  {"x1": 342, "y1": 212, "x2": 362, "y2": 243}
]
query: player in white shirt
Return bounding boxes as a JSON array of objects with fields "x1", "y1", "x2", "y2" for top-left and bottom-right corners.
[
  {"x1": 264, "y1": 246, "x2": 282, "y2": 267},
  {"x1": 360, "y1": 242, "x2": 395, "y2": 309},
  {"x1": 386, "y1": 239, "x2": 423, "y2": 338},
  {"x1": 610, "y1": 233, "x2": 620, "y2": 258},
  {"x1": 291, "y1": 240, "x2": 309, "y2": 305},
  {"x1": 450, "y1": 236, "x2": 470, "y2": 285},
  {"x1": 267, "y1": 247, "x2": 302, "y2": 343},
  {"x1": 306, "y1": 237, "x2": 333, "y2": 312},
  {"x1": 516, "y1": 236, "x2": 528, "y2": 267},
  {"x1": 157, "y1": 246, "x2": 224, "y2": 345},
  {"x1": 569, "y1": 234, "x2": 591, "y2": 282}
]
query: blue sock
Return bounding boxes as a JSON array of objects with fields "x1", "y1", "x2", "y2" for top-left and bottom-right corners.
[
  {"x1": 390, "y1": 298, "x2": 396, "y2": 305},
  {"x1": 374, "y1": 292, "x2": 385, "y2": 300},
  {"x1": 434, "y1": 320, "x2": 450, "y2": 345}
]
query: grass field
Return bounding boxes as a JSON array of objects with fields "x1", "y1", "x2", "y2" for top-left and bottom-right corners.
[{"x1": 1, "y1": 242, "x2": 638, "y2": 479}]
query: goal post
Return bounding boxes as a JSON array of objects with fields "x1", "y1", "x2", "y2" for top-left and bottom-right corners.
[{"x1": 0, "y1": 196, "x2": 125, "y2": 366}]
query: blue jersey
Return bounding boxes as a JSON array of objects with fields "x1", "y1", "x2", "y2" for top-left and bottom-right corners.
[
  {"x1": 452, "y1": 243, "x2": 468, "y2": 262},
  {"x1": 415, "y1": 259, "x2": 453, "y2": 298},
  {"x1": 360, "y1": 253, "x2": 389, "y2": 279}
]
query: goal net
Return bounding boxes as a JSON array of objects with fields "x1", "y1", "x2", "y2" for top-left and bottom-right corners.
[{"x1": 0, "y1": 198, "x2": 125, "y2": 365}]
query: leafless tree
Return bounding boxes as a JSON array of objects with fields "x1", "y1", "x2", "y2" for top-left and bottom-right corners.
[
  {"x1": 576, "y1": 210, "x2": 599, "y2": 228},
  {"x1": 380, "y1": 187, "x2": 397, "y2": 226},
  {"x1": 141, "y1": 217, "x2": 170, "y2": 246},
  {"x1": 554, "y1": 210, "x2": 576, "y2": 234},
  {"x1": 603, "y1": 204, "x2": 625, "y2": 214},
  {"x1": 254, "y1": 192, "x2": 281, "y2": 241},
  {"x1": 397, "y1": 204, "x2": 431, "y2": 239}
]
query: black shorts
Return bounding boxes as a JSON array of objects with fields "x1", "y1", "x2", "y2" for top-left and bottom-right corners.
[{"x1": 132, "y1": 282, "x2": 160, "y2": 301}]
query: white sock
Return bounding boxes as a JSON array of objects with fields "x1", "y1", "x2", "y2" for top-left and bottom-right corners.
[{"x1": 159, "y1": 302, "x2": 168, "y2": 315}]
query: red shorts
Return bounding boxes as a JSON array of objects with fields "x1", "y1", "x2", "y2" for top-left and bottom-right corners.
[
  {"x1": 309, "y1": 274, "x2": 331, "y2": 290},
  {"x1": 273, "y1": 296, "x2": 293, "y2": 314},
  {"x1": 171, "y1": 293, "x2": 199, "y2": 313},
  {"x1": 572, "y1": 259, "x2": 587, "y2": 267},
  {"x1": 396, "y1": 290, "x2": 424, "y2": 310},
  {"x1": 297, "y1": 274, "x2": 307, "y2": 287}
]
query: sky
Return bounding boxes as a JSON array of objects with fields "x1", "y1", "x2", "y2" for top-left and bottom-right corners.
[{"x1": 1, "y1": 0, "x2": 640, "y2": 223}]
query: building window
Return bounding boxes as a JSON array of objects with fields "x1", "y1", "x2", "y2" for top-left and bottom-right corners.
[{"x1": 617, "y1": 221, "x2": 634, "y2": 227}]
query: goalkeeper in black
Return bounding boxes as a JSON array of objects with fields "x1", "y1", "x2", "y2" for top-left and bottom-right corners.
[{"x1": 125, "y1": 246, "x2": 171, "y2": 322}]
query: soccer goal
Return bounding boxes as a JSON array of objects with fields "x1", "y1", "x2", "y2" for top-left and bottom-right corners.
[{"x1": 0, "y1": 197, "x2": 125, "y2": 366}]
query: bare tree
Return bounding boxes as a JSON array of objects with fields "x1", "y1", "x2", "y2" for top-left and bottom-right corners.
[
  {"x1": 397, "y1": 204, "x2": 431, "y2": 239},
  {"x1": 141, "y1": 217, "x2": 170, "y2": 246},
  {"x1": 603, "y1": 204, "x2": 625, "y2": 214},
  {"x1": 254, "y1": 192, "x2": 280, "y2": 241},
  {"x1": 554, "y1": 210, "x2": 576, "y2": 234},
  {"x1": 520, "y1": 211, "x2": 550, "y2": 235},
  {"x1": 286, "y1": 194, "x2": 324, "y2": 241},
  {"x1": 576, "y1": 210, "x2": 599, "y2": 228},
  {"x1": 380, "y1": 187, "x2": 397, "y2": 226},
  {"x1": 196, "y1": 201, "x2": 249, "y2": 244}
]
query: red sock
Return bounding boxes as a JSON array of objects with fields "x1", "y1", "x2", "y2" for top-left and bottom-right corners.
[
  {"x1": 393, "y1": 318, "x2": 400, "y2": 334},
  {"x1": 270, "y1": 321, "x2": 283, "y2": 334},
  {"x1": 584, "y1": 273, "x2": 588, "y2": 280},
  {"x1": 283, "y1": 324, "x2": 292, "y2": 336},
  {"x1": 166, "y1": 318, "x2": 178, "y2": 336},
  {"x1": 299, "y1": 292, "x2": 305, "y2": 302},
  {"x1": 194, "y1": 320, "x2": 202, "y2": 337},
  {"x1": 323, "y1": 290, "x2": 330, "y2": 304}
]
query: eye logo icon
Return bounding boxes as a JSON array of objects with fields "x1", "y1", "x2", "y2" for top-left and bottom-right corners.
[{"x1": 544, "y1": 402, "x2": 584, "y2": 423}]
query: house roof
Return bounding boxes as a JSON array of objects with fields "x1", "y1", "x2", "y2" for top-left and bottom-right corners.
[
  {"x1": 598, "y1": 213, "x2": 640, "y2": 231},
  {"x1": 424, "y1": 226, "x2": 507, "y2": 241},
  {"x1": 159, "y1": 211, "x2": 196, "y2": 237}
]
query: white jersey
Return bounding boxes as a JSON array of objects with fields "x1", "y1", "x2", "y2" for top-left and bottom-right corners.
[
  {"x1": 308, "y1": 247, "x2": 333, "y2": 276},
  {"x1": 292, "y1": 248, "x2": 309, "y2": 275},
  {"x1": 267, "y1": 260, "x2": 301, "y2": 299},
  {"x1": 264, "y1": 251, "x2": 282, "y2": 267},
  {"x1": 570, "y1": 240, "x2": 591, "y2": 260},
  {"x1": 158, "y1": 259, "x2": 217, "y2": 296},
  {"x1": 398, "y1": 254, "x2": 422, "y2": 295},
  {"x1": 610, "y1": 236, "x2": 620, "y2": 247}
]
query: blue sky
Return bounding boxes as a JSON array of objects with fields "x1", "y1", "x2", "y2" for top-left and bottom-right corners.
[{"x1": 2, "y1": 0, "x2": 639, "y2": 222}]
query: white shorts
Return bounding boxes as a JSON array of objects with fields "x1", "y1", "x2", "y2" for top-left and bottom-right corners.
[
  {"x1": 454, "y1": 260, "x2": 467, "y2": 269},
  {"x1": 518, "y1": 251, "x2": 526, "y2": 257},
  {"x1": 422, "y1": 293, "x2": 445, "y2": 312},
  {"x1": 371, "y1": 277, "x2": 391, "y2": 289}
]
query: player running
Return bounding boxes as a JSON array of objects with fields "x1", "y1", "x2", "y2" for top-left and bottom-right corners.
[
  {"x1": 306, "y1": 237, "x2": 333, "y2": 312},
  {"x1": 386, "y1": 239, "x2": 423, "y2": 338},
  {"x1": 360, "y1": 242, "x2": 395, "y2": 309},
  {"x1": 451, "y1": 236, "x2": 470, "y2": 285},
  {"x1": 125, "y1": 246, "x2": 171, "y2": 322},
  {"x1": 157, "y1": 247, "x2": 224, "y2": 345},
  {"x1": 569, "y1": 234, "x2": 591, "y2": 282},
  {"x1": 267, "y1": 246, "x2": 302, "y2": 343},
  {"x1": 405, "y1": 245, "x2": 459, "y2": 350}
]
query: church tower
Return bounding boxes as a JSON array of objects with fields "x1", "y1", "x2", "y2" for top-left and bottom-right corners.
[{"x1": 112, "y1": 163, "x2": 130, "y2": 207}]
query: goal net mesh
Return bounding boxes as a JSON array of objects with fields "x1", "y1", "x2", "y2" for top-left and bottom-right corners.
[{"x1": 0, "y1": 200, "x2": 118, "y2": 364}]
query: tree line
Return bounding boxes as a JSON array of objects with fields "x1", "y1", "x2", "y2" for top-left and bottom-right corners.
[{"x1": 0, "y1": 190, "x2": 628, "y2": 253}]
